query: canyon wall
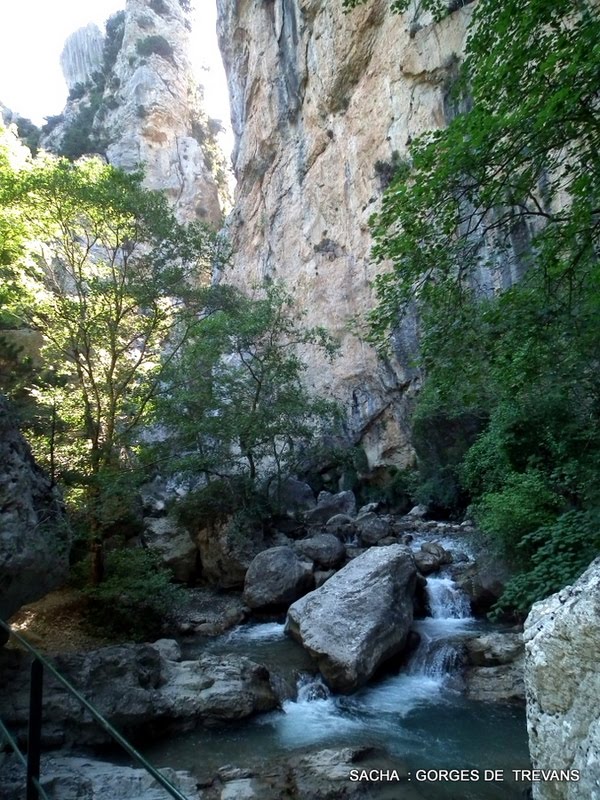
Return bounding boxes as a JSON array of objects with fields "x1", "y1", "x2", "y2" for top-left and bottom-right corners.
[
  {"x1": 524, "y1": 559, "x2": 600, "y2": 800},
  {"x1": 43, "y1": 0, "x2": 224, "y2": 225},
  {"x1": 216, "y1": 0, "x2": 475, "y2": 466}
]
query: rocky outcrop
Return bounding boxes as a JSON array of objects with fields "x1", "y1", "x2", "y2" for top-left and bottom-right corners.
[
  {"x1": 243, "y1": 546, "x2": 314, "y2": 609},
  {"x1": 44, "y1": 0, "x2": 225, "y2": 225},
  {"x1": 216, "y1": 0, "x2": 477, "y2": 466},
  {"x1": 0, "y1": 398, "x2": 69, "y2": 622},
  {"x1": 0, "y1": 639, "x2": 277, "y2": 746},
  {"x1": 196, "y1": 520, "x2": 265, "y2": 589},
  {"x1": 60, "y1": 24, "x2": 104, "y2": 90},
  {"x1": 524, "y1": 559, "x2": 600, "y2": 800},
  {"x1": 142, "y1": 515, "x2": 197, "y2": 583},
  {"x1": 286, "y1": 543, "x2": 416, "y2": 691},
  {"x1": 0, "y1": 755, "x2": 199, "y2": 800},
  {"x1": 464, "y1": 632, "x2": 525, "y2": 704}
]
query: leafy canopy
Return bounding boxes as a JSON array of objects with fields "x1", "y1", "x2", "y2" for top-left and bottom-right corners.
[{"x1": 155, "y1": 282, "x2": 340, "y2": 485}]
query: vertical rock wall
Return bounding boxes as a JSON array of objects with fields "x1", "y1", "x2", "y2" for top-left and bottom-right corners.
[
  {"x1": 102, "y1": 0, "x2": 223, "y2": 224},
  {"x1": 524, "y1": 559, "x2": 600, "y2": 800},
  {"x1": 0, "y1": 398, "x2": 69, "y2": 622},
  {"x1": 216, "y1": 0, "x2": 475, "y2": 466}
]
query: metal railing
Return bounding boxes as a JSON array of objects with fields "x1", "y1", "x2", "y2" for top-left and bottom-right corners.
[{"x1": 0, "y1": 618, "x2": 190, "y2": 800}]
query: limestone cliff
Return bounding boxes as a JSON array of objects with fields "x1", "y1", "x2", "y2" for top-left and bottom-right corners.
[
  {"x1": 0, "y1": 398, "x2": 69, "y2": 622},
  {"x1": 43, "y1": 0, "x2": 225, "y2": 225},
  {"x1": 216, "y1": 0, "x2": 475, "y2": 466},
  {"x1": 524, "y1": 559, "x2": 600, "y2": 800}
]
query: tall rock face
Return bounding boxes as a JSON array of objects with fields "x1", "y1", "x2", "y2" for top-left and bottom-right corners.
[
  {"x1": 43, "y1": 0, "x2": 225, "y2": 225},
  {"x1": 60, "y1": 24, "x2": 105, "y2": 90},
  {"x1": 0, "y1": 398, "x2": 69, "y2": 622},
  {"x1": 524, "y1": 559, "x2": 600, "y2": 800},
  {"x1": 216, "y1": 0, "x2": 475, "y2": 466}
]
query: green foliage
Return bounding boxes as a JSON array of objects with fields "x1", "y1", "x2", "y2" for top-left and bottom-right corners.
[
  {"x1": 13, "y1": 117, "x2": 41, "y2": 154},
  {"x1": 58, "y1": 88, "x2": 104, "y2": 158},
  {"x1": 472, "y1": 471, "x2": 563, "y2": 555},
  {"x1": 360, "y1": 0, "x2": 600, "y2": 612},
  {"x1": 41, "y1": 115, "x2": 64, "y2": 136},
  {"x1": 493, "y1": 511, "x2": 600, "y2": 617},
  {"x1": 0, "y1": 153, "x2": 222, "y2": 581},
  {"x1": 136, "y1": 35, "x2": 175, "y2": 63},
  {"x1": 103, "y1": 11, "x2": 126, "y2": 75},
  {"x1": 175, "y1": 475, "x2": 269, "y2": 530},
  {"x1": 68, "y1": 83, "x2": 87, "y2": 101},
  {"x1": 154, "y1": 282, "x2": 339, "y2": 487},
  {"x1": 82, "y1": 547, "x2": 183, "y2": 640}
]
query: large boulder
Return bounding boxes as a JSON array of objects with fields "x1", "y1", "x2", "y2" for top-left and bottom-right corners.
[
  {"x1": 286, "y1": 545, "x2": 417, "y2": 692},
  {"x1": 294, "y1": 534, "x2": 346, "y2": 569},
  {"x1": 524, "y1": 558, "x2": 600, "y2": 800},
  {"x1": 304, "y1": 491, "x2": 357, "y2": 525},
  {"x1": 355, "y1": 512, "x2": 390, "y2": 545},
  {"x1": 270, "y1": 478, "x2": 316, "y2": 514},
  {"x1": 243, "y1": 546, "x2": 314, "y2": 609},
  {"x1": 142, "y1": 515, "x2": 197, "y2": 583},
  {"x1": 0, "y1": 640, "x2": 277, "y2": 747},
  {"x1": 0, "y1": 398, "x2": 69, "y2": 622}
]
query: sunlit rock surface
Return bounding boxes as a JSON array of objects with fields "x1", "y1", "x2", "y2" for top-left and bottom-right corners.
[
  {"x1": 60, "y1": 23, "x2": 104, "y2": 90},
  {"x1": 216, "y1": 0, "x2": 476, "y2": 466},
  {"x1": 43, "y1": 0, "x2": 224, "y2": 226}
]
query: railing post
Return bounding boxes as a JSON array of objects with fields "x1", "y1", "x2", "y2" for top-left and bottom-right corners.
[{"x1": 26, "y1": 658, "x2": 43, "y2": 800}]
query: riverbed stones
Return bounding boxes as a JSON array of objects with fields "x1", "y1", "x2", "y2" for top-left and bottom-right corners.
[
  {"x1": 0, "y1": 754, "x2": 200, "y2": 800},
  {"x1": 465, "y1": 632, "x2": 523, "y2": 667},
  {"x1": 325, "y1": 513, "x2": 356, "y2": 538},
  {"x1": 524, "y1": 557, "x2": 600, "y2": 800},
  {"x1": 0, "y1": 640, "x2": 277, "y2": 746},
  {"x1": 464, "y1": 660, "x2": 525, "y2": 703},
  {"x1": 271, "y1": 477, "x2": 316, "y2": 514},
  {"x1": 286, "y1": 544, "x2": 417, "y2": 692},
  {"x1": 243, "y1": 546, "x2": 314, "y2": 609},
  {"x1": 294, "y1": 534, "x2": 346, "y2": 568}
]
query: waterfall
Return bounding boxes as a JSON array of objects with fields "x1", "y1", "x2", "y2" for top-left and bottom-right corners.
[{"x1": 408, "y1": 576, "x2": 474, "y2": 679}]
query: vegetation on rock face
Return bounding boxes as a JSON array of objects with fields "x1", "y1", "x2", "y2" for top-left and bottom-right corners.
[
  {"x1": 136, "y1": 34, "x2": 175, "y2": 64},
  {"x1": 345, "y1": 0, "x2": 600, "y2": 614}
]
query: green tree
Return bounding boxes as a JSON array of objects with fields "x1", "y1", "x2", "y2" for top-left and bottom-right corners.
[
  {"x1": 346, "y1": 0, "x2": 600, "y2": 611},
  {"x1": 1, "y1": 153, "x2": 220, "y2": 581},
  {"x1": 155, "y1": 283, "x2": 339, "y2": 489}
]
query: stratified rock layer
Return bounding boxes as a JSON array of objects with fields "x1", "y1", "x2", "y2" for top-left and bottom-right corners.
[
  {"x1": 216, "y1": 0, "x2": 475, "y2": 466},
  {"x1": 524, "y1": 558, "x2": 600, "y2": 800},
  {"x1": 286, "y1": 544, "x2": 416, "y2": 691},
  {"x1": 0, "y1": 398, "x2": 68, "y2": 622}
]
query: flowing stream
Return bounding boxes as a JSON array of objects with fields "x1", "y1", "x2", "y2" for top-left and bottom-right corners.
[{"x1": 146, "y1": 555, "x2": 530, "y2": 798}]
